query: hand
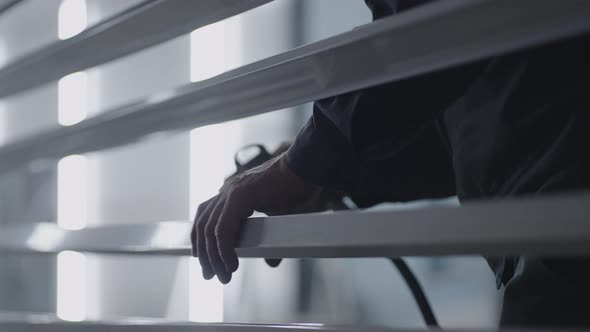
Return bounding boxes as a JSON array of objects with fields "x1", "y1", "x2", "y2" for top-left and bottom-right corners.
[{"x1": 191, "y1": 155, "x2": 322, "y2": 284}]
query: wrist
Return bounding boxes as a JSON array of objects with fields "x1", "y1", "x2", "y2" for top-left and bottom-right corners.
[{"x1": 279, "y1": 156, "x2": 321, "y2": 193}]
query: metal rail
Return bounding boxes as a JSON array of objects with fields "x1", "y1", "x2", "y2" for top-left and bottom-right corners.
[
  {"x1": 0, "y1": 313, "x2": 388, "y2": 331},
  {"x1": 0, "y1": 316, "x2": 394, "y2": 332},
  {"x1": 1, "y1": 0, "x2": 589, "y2": 174},
  {"x1": 2, "y1": 2, "x2": 588, "y2": 330},
  {"x1": 0, "y1": 323, "x2": 582, "y2": 332},
  {"x1": 4, "y1": 318, "x2": 576, "y2": 332},
  {"x1": 0, "y1": 0, "x2": 22, "y2": 16},
  {"x1": 0, "y1": 0, "x2": 272, "y2": 98},
  {"x1": 1, "y1": 192, "x2": 589, "y2": 257}
]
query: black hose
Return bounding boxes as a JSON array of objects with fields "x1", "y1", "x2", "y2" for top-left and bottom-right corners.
[
  {"x1": 390, "y1": 258, "x2": 439, "y2": 327},
  {"x1": 232, "y1": 145, "x2": 439, "y2": 326}
]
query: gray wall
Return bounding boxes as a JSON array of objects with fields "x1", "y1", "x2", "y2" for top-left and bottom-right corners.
[
  {"x1": 84, "y1": 0, "x2": 190, "y2": 320},
  {"x1": 0, "y1": 0, "x2": 62, "y2": 314}
]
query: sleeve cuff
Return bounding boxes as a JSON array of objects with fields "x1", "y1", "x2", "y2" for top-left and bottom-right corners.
[{"x1": 285, "y1": 104, "x2": 362, "y2": 189}]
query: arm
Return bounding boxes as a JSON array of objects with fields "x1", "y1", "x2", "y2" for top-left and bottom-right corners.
[
  {"x1": 190, "y1": 60, "x2": 483, "y2": 284},
  {"x1": 286, "y1": 61, "x2": 485, "y2": 200},
  {"x1": 191, "y1": 152, "x2": 323, "y2": 284},
  {"x1": 191, "y1": 0, "x2": 485, "y2": 283}
]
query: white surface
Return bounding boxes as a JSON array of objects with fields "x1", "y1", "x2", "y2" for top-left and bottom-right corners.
[
  {"x1": 57, "y1": 251, "x2": 87, "y2": 321},
  {"x1": 58, "y1": 72, "x2": 88, "y2": 126},
  {"x1": 57, "y1": 155, "x2": 88, "y2": 230},
  {"x1": 58, "y1": 0, "x2": 87, "y2": 40}
]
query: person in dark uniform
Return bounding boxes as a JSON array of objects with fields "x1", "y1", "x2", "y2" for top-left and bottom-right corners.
[{"x1": 191, "y1": 0, "x2": 590, "y2": 326}]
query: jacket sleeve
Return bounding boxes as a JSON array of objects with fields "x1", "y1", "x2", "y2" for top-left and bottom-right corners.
[
  {"x1": 285, "y1": 0, "x2": 485, "y2": 202},
  {"x1": 285, "y1": 61, "x2": 485, "y2": 202},
  {"x1": 285, "y1": 102, "x2": 364, "y2": 190}
]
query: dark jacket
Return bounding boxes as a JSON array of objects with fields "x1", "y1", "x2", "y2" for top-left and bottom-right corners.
[{"x1": 285, "y1": 0, "x2": 590, "y2": 287}]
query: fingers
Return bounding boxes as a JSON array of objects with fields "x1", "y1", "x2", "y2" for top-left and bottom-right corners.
[
  {"x1": 216, "y1": 195, "x2": 251, "y2": 274},
  {"x1": 191, "y1": 219, "x2": 197, "y2": 257},
  {"x1": 194, "y1": 197, "x2": 216, "y2": 280},
  {"x1": 264, "y1": 258, "x2": 282, "y2": 268},
  {"x1": 192, "y1": 188, "x2": 253, "y2": 284},
  {"x1": 192, "y1": 196, "x2": 214, "y2": 256},
  {"x1": 205, "y1": 199, "x2": 232, "y2": 284}
]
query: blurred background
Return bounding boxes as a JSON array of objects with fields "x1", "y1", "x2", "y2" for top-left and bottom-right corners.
[{"x1": 0, "y1": 0, "x2": 500, "y2": 328}]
